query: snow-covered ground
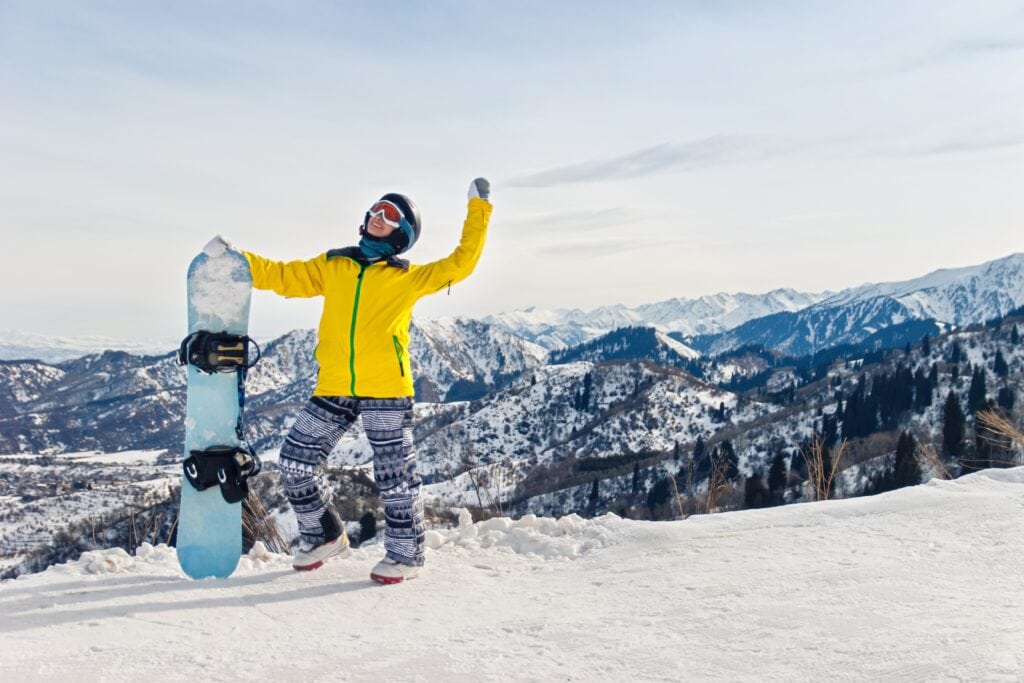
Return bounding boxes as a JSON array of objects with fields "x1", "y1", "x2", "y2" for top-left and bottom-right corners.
[{"x1": 1, "y1": 468, "x2": 1022, "y2": 681}]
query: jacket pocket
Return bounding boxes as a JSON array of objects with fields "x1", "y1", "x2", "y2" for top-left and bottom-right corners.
[{"x1": 392, "y1": 335, "x2": 405, "y2": 377}]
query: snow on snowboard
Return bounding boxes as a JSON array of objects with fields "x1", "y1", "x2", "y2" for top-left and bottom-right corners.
[{"x1": 176, "y1": 246, "x2": 260, "y2": 579}]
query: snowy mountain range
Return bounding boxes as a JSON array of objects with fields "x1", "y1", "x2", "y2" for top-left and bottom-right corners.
[
  {"x1": 692, "y1": 253, "x2": 1024, "y2": 356},
  {"x1": 2, "y1": 279, "x2": 1023, "y2": 584},
  {"x1": 0, "y1": 330, "x2": 179, "y2": 364},
  {"x1": 475, "y1": 253, "x2": 1024, "y2": 358},
  {"x1": 482, "y1": 288, "x2": 829, "y2": 350},
  {"x1": 0, "y1": 318, "x2": 546, "y2": 455},
  {"x1": 4, "y1": 253, "x2": 1023, "y2": 367}
]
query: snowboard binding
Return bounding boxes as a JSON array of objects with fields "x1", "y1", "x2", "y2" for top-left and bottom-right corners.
[
  {"x1": 183, "y1": 445, "x2": 262, "y2": 504},
  {"x1": 177, "y1": 331, "x2": 261, "y2": 374}
]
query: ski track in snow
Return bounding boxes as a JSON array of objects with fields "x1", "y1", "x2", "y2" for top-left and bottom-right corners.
[{"x1": 1, "y1": 469, "x2": 1023, "y2": 681}]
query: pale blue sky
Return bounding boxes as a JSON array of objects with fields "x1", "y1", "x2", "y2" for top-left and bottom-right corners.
[{"x1": 2, "y1": 1, "x2": 1023, "y2": 341}]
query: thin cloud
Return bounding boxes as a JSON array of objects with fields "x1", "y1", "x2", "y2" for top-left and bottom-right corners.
[
  {"x1": 531, "y1": 238, "x2": 643, "y2": 258},
  {"x1": 510, "y1": 136, "x2": 754, "y2": 187},
  {"x1": 502, "y1": 207, "x2": 653, "y2": 233},
  {"x1": 878, "y1": 131, "x2": 1024, "y2": 158},
  {"x1": 923, "y1": 133, "x2": 1024, "y2": 155},
  {"x1": 886, "y1": 31, "x2": 1024, "y2": 74},
  {"x1": 944, "y1": 37, "x2": 1024, "y2": 57}
]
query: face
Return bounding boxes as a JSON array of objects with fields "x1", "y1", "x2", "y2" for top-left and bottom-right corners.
[{"x1": 365, "y1": 212, "x2": 397, "y2": 238}]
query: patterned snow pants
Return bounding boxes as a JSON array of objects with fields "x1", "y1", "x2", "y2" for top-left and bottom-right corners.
[{"x1": 277, "y1": 396, "x2": 425, "y2": 566}]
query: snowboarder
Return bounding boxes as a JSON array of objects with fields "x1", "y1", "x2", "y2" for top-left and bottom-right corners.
[{"x1": 205, "y1": 178, "x2": 492, "y2": 583}]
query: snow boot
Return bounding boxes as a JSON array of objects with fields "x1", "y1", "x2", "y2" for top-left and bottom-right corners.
[
  {"x1": 370, "y1": 558, "x2": 420, "y2": 585},
  {"x1": 292, "y1": 532, "x2": 350, "y2": 571},
  {"x1": 292, "y1": 509, "x2": 350, "y2": 571}
]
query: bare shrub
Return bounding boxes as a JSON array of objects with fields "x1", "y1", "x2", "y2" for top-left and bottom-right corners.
[
  {"x1": 243, "y1": 491, "x2": 288, "y2": 554},
  {"x1": 801, "y1": 434, "x2": 846, "y2": 501},
  {"x1": 976, "y1": 409, "x2": 1024, "y2": 465},
  {"x1": 915, "y1": 442, "x2": 952, "y2": 481},
  {"x1": 704, "y1": 457, "x2": 730, "y2": 514}
]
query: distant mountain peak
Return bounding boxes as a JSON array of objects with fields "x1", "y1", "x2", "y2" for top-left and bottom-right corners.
[{"x1": 484, "y1": 289, "x2": 830, "y2": 350}]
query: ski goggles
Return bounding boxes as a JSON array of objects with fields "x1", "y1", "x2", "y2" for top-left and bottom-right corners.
[{"x1": 366, "y1": 200, "x2": 405, "y2": 228}]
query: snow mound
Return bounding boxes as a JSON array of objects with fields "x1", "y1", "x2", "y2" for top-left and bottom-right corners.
[
  {"x1": 19, "y1": 512, "x2": 622, "y2": 581},
  {"x1": 425, "y1": 509, "x2": 622, "y2": 559},
  {"x1": 42, "y1": 541, "x2": 293, "y2": 578},
  {"x1": 2, "y1": 470, "x2": 1023, "y2": 681},
  {"x1": 49, "y1": 543, "x2": 178, "y2": 576}
]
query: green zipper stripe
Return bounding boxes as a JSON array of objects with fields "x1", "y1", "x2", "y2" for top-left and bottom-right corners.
[
  {"x1": 349, "y1": 265, "x2": 366, "y2": 395},
  {"x1": 392, "y1": 335, "x2": 405, "y2": 377}
]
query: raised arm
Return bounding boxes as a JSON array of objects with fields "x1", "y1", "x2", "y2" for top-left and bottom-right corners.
[{"x1": 410, "y1": 179, "x2": 492, "y2": 296}]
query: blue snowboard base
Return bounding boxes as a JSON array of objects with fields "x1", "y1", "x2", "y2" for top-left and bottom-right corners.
[{"x1": 177, "y1": 249, "x2": 253, "y2": 579}]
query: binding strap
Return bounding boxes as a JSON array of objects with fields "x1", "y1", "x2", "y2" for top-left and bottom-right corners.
[
  {"x1": 182, "y1": 445, "x2": 262, "y2": 504},
  {"x1": 178, "y1": 331, "x2": 261, "y2": 374}
]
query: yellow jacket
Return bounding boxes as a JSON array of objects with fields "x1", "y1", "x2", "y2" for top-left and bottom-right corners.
[{"x1": 244, "y1": 197, "x2": 492, "y2": 398}]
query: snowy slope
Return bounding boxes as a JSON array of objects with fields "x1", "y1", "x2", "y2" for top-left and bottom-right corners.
[{"x1": 1, "y1": 468, "x2": 1022, "y2": 681}]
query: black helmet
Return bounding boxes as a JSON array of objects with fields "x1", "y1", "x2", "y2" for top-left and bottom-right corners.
[{"x1": 363, "y1": 193, "x2": 421, "y2": 254}]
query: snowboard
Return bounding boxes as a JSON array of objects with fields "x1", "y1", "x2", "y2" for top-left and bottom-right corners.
[{"x1": 177, "y1": 247, "x2": 253, "y2": 579}]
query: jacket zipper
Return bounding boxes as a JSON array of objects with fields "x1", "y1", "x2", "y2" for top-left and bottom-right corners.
[
  {"x1": 392, "y1": 335, "x2": 405, "y2": 377},
  {"x1": 349, "y1": 265, "x2": 366, "y2": 395}
]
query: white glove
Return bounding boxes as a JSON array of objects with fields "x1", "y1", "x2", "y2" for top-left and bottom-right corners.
[
  {"x1": 468, "y1": 177, "x2": 491, "y2": 202},
  {"x1": 202, "y1": 235, "x2": 232, "y2": 258}
]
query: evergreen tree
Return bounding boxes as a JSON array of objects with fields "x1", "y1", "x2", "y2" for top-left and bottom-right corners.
[
  {"x1": 867, "y1": 431, "x2": 922, "y2": 495},
  {"x1": 588, "y1": 479, "x2": 600, "y2": 517},
  {"x1": 693, "y1": 436, "x2": 706, "y2": 464},
  {"x1": 821, "y1": 412, "x2": 839, "y2": 447},
  {"x1": 914, "y1": 366, "x2": 933, "y2": 411},
  {"x1": 993, "y1": 350, "x2": 1009, "y2": 378},
  {"x1": 997, "y1": 386, "x2": 1015, "y2": 412},
  {"x1": 789, "y1": 448, "x2": 807, "y2": 480},
  {"x1": 767, "y1": 450, "x2": 788, "y2": 506},
  {"x1": 968, "y1": 409, "x2": 993, "y2": 474},
  {"x1": 942, "y1": 390, "x2": 966, "y2": 458},
  {"x1": 872, "y1": 365, "x2": 914, "y2": 429},
  {"x1": 1012, "y1": 324, "x2": 1020, "y2": 345},
  {"x1": 744, "y1": 473, "x2": 770, "y2": 509},
  {"x1": 922, "y1": 334, "x2": 931, "y2": 356},
  {"x1": 820, "y1": 444, "x2": 836, "y2": 498},
  {"x1": 841, "y1": 378, "x2": 869, "y2": 440},
  {"x1": 718, "y1": 440, "x2": 740, "y2": 482},
  {"x1": 973, "y1": 399, "x2": 1013, "y2": 471},
  {"x1": 892, "y1": 431, "x2": 922, "y2": 488},
  {"x1": 949, "y1": 341, "x2": 963, "y2": 364},
  {"x1": 646, "y1": 478, "x2": 672, "y2": 513},
  {"x1": 631, "y1": 462, "x2": 640, "y2": 496},
  {"x1": 967, "y1": 367, "x2": 988, "y2": 415}
]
